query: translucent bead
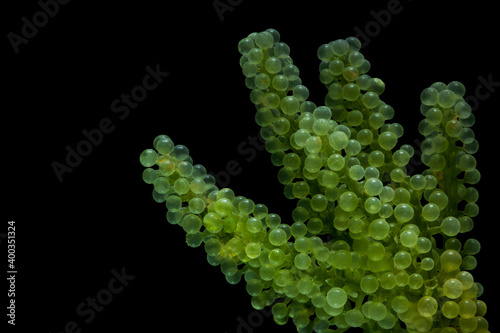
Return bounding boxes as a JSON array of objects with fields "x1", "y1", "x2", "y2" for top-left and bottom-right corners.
[
  {"x1": 392, "y1": 149, "x2": 410, "y2": 167},
  {"x1": 368, "y1": 150, "x2": 385, "y2": 167},
  {"x1": 346, "y1": 37, "x2": 361, "y2": 51},
  {"x1": 155, "y1": 137, "x2": 175, "y2": 155},
  {"x1": 242, "y1": 62, "x2": 258, "y2": 77},
  {"x1": 250, "y1": 89, "x2": 265, "y2": 104},
  {"x1": 445, "y1": 119, "x2": 463, "y2": 137},
  {"x1": 238, "y1": 198, "x2": 255, "y2": 215},
  {"x1": 463, "y1": 238, "x2": 481, "y2": 255},
  {"x1": 320, "y1": 68, "x2": 335, "y2": 84},
  {"x1": 369, "y1": 219, "x2": 390, "y2": 240},
  {"x1": 339, "y1": 191, "x2": 358, "y2": 212},
  {"x1": 420, "y1": 87, "x2": 439, "y2": 106},
  {"x1": 203, "y1": 213, "x2": 223, "y2": 233},
  {"x1": 459, "y1": 154, "x2": 477, "y2": 172},
  {"x1": 265, "y1": 213, "x2": 281, "y2": 229},
  {"x1": 425, "y1": 107, "x2": 442, "y2": 125},
  {"x1": 379, "y1": 104, "x2": 395, "y2": 120},
  {"x1": 331, "y1": 39, "x2": 349, "y2": 56},
  {"x1": 357, "y1": 129, "x2": 373, "y2": 145},
  {"x1": 393, "y1": 251, "x2": 412, "y2": 270},
  {"x1": 328, "y1": 83, "x2": 342, "y2": 100},
  {"x1": 348, "y1": 51, "x2": 365, "y2": 67},
  {"x1": 391, "y1": 296, "x2": 409, "y2": 313},
  {"x1": 437, "y1": 89, "x2": 456, "y2": 108},
  {"x1": 329, "y1": 60, "x2": 344, "y2": 75},
  {"x1": 459, "y1": 128, "x2": 475, "y2": 144},
  {"x1": 368, "y1": 302, "x2": 387, "y2": 321},
  {"x1": 409, "y1": 174, "x2": 426, "y2": 190},
  {"x1": 312, "y1": 119, "x2": 331, "y2": 136},
  {"x1": 365, "y1": 197, "x2": 382, "y2": 214},
  {"x1": 172, "y1": 145, "x2": 190, "y2": 160},
  {"x1": 192, "y1": 164, "x2": 207, "y2": 180},
  {"x1": 368, "y1": 77, "x2": 385, "y2": 95},
  {"x1": 329, "y1": 131, "x2": 349, "y2": 151},
  {"x1": 283, "y1": 64, "x2": 300, "y2": 80},
  {"x1": 455, "y1": 101, "x2": 472, "y2": 119},
  {"x1": 345, "y1": 309, "x2": 365, "y2": 328},
  {"x1": 269, "y1": 228, "x2": 287, "y2": 246},
  {"x1": 362, "y1": 92, "x2": 380, "y2": 109},
  {"x1": 292, "y1": 181, "x2": 309, "y2": 199},
  {"x1": 428, "y1": 153, "x2": 446, "y2": 171},
  {"x1": 378, "y1": 131, "x2": 397, "y2": 150},
  {"x1": 255, "y1": 107, "x2": 274, "y2": 126},
  {"x1": 393, "y1": 188, "x2": 410, "y2": 204},
  {"x1": 369, "y1": 112, "x2": 385, "y2": 129},
  {"x1": 293, "y1": 85, "x2": 309, "y2": 101},
  {"x1": 417, "y1": 296, "x2": 438, "y2": 317},
  {"x1": 400, "y1": 230, "x2": 418, "y2": 247},
  {"x1": 421, "y1": 258, "x2": 434, "y2": 271},
  {"x1": 358, "y1": 60, "x2": 372, "y2": 74},
  {"x1": 317, "y1": 44, "x2": 334, "y2": 61},
  {"x1": 181, "y1": 214, "x2": 202, "y2": 234},
  {"x1": 238, "y1": 38, "x2": 255, "y2": 55},
  {"x1": 247, "y1": 48, "x2": 264, "y2": 64},
  {"x1": 441, "y1": 217, "x2": 461, "y2": 236},
  {"x1": 188, "y1": 197, "x2": 205, "y2": 214},
  {"x1": 304, "y1": 154, "x2": 323, "y2": 172},
  {"x1": 343, "y1": 66, "x2": 359, "y2": 82},
  {"x1": 443, "y1": 278, "x2": 464, "y2": 299},
  {"x1": 415, "y1": 237, "x2": 432, "y2": 253},
  {"x1": 409, "y1": 274, "x2": 424, "y2": 290},
  {"x1": 273, "y1": 117, "x2": 291, "y2": 135},
  {"x1": 274, "y1": 42, "x2": 290, "y2": 58},
  {"x1": 310, "y1": 194, "x2": 328, "y2": 212},
  {"x1": 379, "y1": 272, "x2": 396, "y2": 290},
  {"x1": 431, "y1": 81, "x2": 447, "y2": 91},
  {"x1": 263, "y1": 92, "x2": 280, "y2": 108},
  {"x1": 447, "y1": 81, "x2": 466, "y2": 97},
  {"x1": 356, "y1": 74, "x2": 372, "y2": 90},
  {"x1": 204, "y1": 238, "x2": 222, "y2": 257},
  {"x1": 272, "y1": 303, "x2": 288, "y2": 319},
  {"x1": 441, "y1": 250, "x2": 462, "y2": 272},
  {"x1": 272, "y1": 75, "x2": 289, "y2": 91},
  {"x1": 153, "y1": 177, "x2": 170, "y2": 194},
  {"x1": 342, "y1": 83, "x2": 361, "y2": 101},
  {"x1": 394, "y1": 204, "x2": 414, "y2": 223},
  {"x1": 364, "y1": 178, "x2": 383, "y2": 196},
  {"x1": 139, "y1": 149, "x2": 158, "y2": 167},
  {"x1": 360, "y1": 275, "x2": 379, "y2": 294},
  {"x1": 367, "y1": 241, "x2": 385, "y2": 260},
  {"x1": 280, "y1": 96, "x2": 300, "y2": 115},
  {"x1": 442, "y1": 301, "x2": 459, "y2": 319},
  {"x1": 265, "y1": 57, "x2": 281, "y2": 74},
  {"x1": 294, "y1": 129, "x2": 311, "y2": 147},
  {"x1": 349, "y1": 165, "x2": 365, "y2": 181},
  {"x1": 254, "y1": 73, "x2": 270, "y2": 89},
  {"x1": 390, "y1": 168, "x2": 406, "y2": 183},
  {"x1": 327, "y1": 153, "x2": 345, "y2": 171},
  {"x1": 326, "y1": 287, "x2": 347, "y2": 308},
  {"x1": 142, "y1": 168, "x2": 158, "y2": 184},
  {"x1": 255, "y1": 31, "x2": 274, "y2": 49},
  {"x1": 268, "y1": 248, "x2": 285, "y2": 266},
  {"x1": 422, "y1": 203, "x2": 440, "y2": 221}
]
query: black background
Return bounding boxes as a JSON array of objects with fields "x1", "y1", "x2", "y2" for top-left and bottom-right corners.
[{"x1": 4, "y1": 0, "x2": 499, "y2": 332}]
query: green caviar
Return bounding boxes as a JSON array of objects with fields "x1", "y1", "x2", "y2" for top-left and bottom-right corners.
[{"x1": 141, "y1": 29, "x2": 487, "y2": 332}]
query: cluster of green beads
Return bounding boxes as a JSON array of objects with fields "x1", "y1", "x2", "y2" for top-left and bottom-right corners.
[{"x1": 140, "y1": 29, "x2": 488, "y2": 333}]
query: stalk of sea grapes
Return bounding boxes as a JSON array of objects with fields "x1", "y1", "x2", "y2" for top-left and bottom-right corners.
[{"x1": 140, "y1": 28, "x2": 488, "y2": 333}]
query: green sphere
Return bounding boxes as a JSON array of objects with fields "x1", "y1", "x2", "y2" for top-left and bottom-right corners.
[{"x1": 339, "y1": 191, "x2": 358, "y2": 212}]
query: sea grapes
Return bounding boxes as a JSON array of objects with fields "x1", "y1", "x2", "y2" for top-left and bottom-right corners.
[{"x1": 140, "y1": 29, "x2": 488, "y2": 332}]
